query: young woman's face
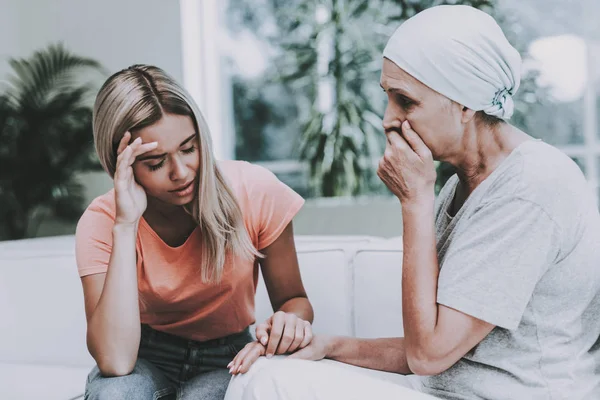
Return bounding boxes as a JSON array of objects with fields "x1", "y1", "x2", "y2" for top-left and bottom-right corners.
[
  {"x1": 380, "y1": 58, "x2": 464, "y2": 161},
  {"x1": 130, "y1": 113, "x2": 200, "y2": 207}
]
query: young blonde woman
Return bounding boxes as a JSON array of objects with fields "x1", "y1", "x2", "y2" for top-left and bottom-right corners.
[{"x1": 76, "y1": 64, "x2": 313, "y2": 400}]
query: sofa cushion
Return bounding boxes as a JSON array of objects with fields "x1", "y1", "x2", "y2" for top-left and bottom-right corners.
[
  {"x1": 255, "y1": 243, "x2": 356, "y2": 336},
  {"x1": 0, "y1": 234, "x2": 407, "y2": 380},
  {"x1": 0, "y1": 236, "x2": 362, "y2": 367},
  {"x1": 353, "y1": 241, "x2": 404, "y2": 338},
  {"x1": 294, "y1": 235, "x2": 380, "y2": 245},
  {"x1": 0, "y1": 235, "x2": 75, "y2": 257},
  {"x1": 0, "y1": 246, "x2": 94, "y2": 367}
]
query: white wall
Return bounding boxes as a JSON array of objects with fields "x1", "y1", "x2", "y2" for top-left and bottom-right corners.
[
  {"x1": 0, "y1": 0, "x2": 183, "y2": 82},
  {"x1": 0, "y1": 0, "x2": 20, "y2": 81}
]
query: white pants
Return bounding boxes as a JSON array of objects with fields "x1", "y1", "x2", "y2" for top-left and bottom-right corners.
[{"x1": 224, "y1": 356, "x2": 439, "y2": 400}]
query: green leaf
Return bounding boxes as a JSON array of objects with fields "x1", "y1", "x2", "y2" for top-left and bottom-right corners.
[
  {"x1": 0, "y1": 43, "x2": 106, "y2": 240},
  {"x1": 350, "y1": 1, "x2": 370, "y2": 18},
  {"x1": 50, "y1": 179, "x2": 86, "y2": 221}
]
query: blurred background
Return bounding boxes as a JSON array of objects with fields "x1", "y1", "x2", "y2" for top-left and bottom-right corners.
[{"x1": 1, "y1": 0, "x2": 599, "y2": 241}]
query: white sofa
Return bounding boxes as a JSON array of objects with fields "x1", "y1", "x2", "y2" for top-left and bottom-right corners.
[{"x1": 0, "y1": 234, "x2": 407, "y2": 400}]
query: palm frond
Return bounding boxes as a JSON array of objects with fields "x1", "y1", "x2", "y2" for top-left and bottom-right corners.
[
  {"x1": 7, "y1": 43, "x2": 106, "y2": 110},
  {"x1": 0, "y1": 44, "x2": 105, "y2": 240},
  {"x1": 50, "y1": 178, "x2": 87, "y2": 221}
]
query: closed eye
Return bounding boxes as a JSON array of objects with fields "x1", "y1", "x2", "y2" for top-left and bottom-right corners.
[
  {"x1": 181, "y1": 145, "x2": 196, "y2": 154},
  {"x1": 395, "y1": 94, "x2": 415, "y2": 109},
  {"x1": 149, "y1": 159, "x2": 165, "y2": 171},
  {"x1": 147, "y1": 146, "x2": 195, "y2": 171},
  {"x1": 381, "y1": 83, "x2": 418, "y2": 108}
]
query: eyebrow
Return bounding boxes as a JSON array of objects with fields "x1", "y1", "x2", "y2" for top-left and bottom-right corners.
[
  {"x1": 380, "y1": 83, "x2": 410, "y2": 96},
  {"x1": 137, "y1": 133, "x2": 197, "y2": 161},
  {"x1": 380, "y1": 83, "x2": 420, "y2": 105}
]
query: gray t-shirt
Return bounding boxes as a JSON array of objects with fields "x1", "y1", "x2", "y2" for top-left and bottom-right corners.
[{"x1": 421, "y1": 140, "x2": 600, "y2": 400}]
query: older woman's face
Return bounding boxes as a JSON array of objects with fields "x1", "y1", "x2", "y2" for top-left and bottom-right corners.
[{"x1": 380, "y1": 58, "x2": 463, "y2": 160}]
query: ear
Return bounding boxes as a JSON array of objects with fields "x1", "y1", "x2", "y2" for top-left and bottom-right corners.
[{"x1": 461, "y1": 106, "x2": 477, "y2": 124}]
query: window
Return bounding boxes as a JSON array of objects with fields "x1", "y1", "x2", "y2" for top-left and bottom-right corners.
[
  {"x1": 181, "y1": 0, "x2": 600, "y2": 205},
  {"x1": 500, "y1": 0, "x2": 600, "y2": 206}
]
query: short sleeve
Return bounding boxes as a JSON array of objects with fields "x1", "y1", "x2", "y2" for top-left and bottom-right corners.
[
  {"x1": 75, "y1": 197, "x2": 116, "y2": 277},
  {"x1": 437, "y1": 197, "x2": 560, "y2": 330},
  {"x1": 243, "y1": 164, "x2": 305, "y2": 250}
]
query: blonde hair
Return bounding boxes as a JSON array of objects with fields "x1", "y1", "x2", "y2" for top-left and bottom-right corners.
[{"x1": 93, "y1": 64, "x2": 260, "y2": 282}]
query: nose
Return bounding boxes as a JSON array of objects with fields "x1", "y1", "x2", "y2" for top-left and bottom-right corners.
[
  {"x1": 382, "y1": 102, "x2": 403, "y2": 133},
  {"x1": 170, "y1": 155, "x2": 187, "y2": 181}
]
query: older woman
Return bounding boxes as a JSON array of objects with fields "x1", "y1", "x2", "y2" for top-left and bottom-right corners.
[{"x1": 224, "y1": 5, "x2": 600, "y2": 400}]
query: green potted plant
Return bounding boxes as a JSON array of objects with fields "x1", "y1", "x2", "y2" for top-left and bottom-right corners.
[{"x1": 0, "y1": 43, "x2": 106, "y2": 240}]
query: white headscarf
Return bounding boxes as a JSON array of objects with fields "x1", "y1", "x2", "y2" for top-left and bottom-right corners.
[{"x1": 383, "y1": 5, "x2": 521, "y2": 120}]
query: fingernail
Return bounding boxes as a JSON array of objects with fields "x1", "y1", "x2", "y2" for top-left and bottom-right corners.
[
  {"x1": 227, "y1": 362, "x2": 233, "y2": 368},
  {"x1": 229, "y1": 367, "x2": 235, "y2": 374},
  {"x1": 404, "y1": 120, "x2": 411, "y2": 129},
  {"x1": 236, "y1": 366, "x2": 242, "y2": 373},
  {"x1": 261, "y1": 337, "x2": 267, "y2": 345},
  {"x1": 266, "y1": 353, "x2": 273, "y2": 359}
]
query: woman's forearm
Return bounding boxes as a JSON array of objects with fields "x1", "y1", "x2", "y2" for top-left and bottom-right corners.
[
  {"x1": 401, "y1": 199, "x2": 440, "y2": 365},
  {"x1": 278, "y1": 296, "x2": 314, "y2": 323},
  {"x1": 327, "y1": 336, "x2": 412, "y2": 375},
  {"x1": 86, "y1": 223, "x2": 142, "y2": 376}
]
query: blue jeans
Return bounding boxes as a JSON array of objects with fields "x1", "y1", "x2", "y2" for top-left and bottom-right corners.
[{"x1": 85, "y1": 324, "x2": 254, "y2": 400}]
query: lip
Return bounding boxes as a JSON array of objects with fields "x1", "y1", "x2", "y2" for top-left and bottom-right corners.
[{"x1": 170, "y1": 180, "x2": 195, "y2": 197}]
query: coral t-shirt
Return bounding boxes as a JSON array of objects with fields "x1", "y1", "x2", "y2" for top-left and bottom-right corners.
[{"x1": 75, "y1": 160, "x2": 304, "y2": 341}]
